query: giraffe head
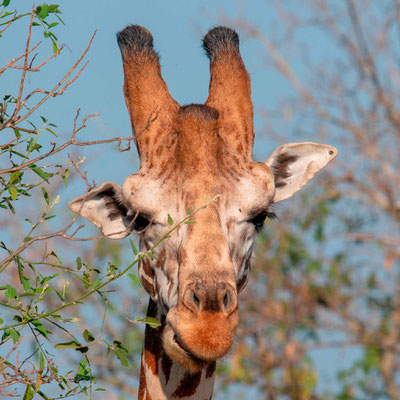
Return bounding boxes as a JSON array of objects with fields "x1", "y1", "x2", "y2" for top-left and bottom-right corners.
[{"x1": 69, "y1": 26, "x2": 337, "y2": 372}]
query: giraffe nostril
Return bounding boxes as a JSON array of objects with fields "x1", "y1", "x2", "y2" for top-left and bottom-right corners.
[
  {"x1": 192, "y1": 292, "x2": 201, "y2": 309},
  {"x1": 223, "y1": 292, "x2": 229, "y2": 309},
  {"x1": 220, "y1": 285, "x2": 237, "y2": 315}
]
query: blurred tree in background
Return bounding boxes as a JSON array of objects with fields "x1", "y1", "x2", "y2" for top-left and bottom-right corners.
[{"x1": 217, "y1": 0, "x2": 400, "y2": 399}]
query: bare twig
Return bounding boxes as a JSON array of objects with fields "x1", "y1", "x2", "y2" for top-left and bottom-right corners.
[{"x1": 0, "y1": 108, "x2": 156, "y2": 175}]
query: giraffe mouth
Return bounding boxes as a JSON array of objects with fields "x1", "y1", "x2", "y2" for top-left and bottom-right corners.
[
  {"x1": 162, "y1": 324, "x2": 210, "y2": 371},
  {"x1": 173, "y1": 334, "x2": 209, "y2": 366},
  {"x1": 163, "y1": 305, "x2": 238, "y2": 371}
]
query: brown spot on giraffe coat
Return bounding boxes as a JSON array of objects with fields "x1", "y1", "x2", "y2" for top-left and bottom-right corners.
[{"x1": 172, "y1": 372, "x2": 202, "y2": 397}]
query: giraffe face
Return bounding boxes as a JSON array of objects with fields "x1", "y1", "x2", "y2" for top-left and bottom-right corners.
[
  {"x1": 69, "y1": 25, "x2": 337, "y2": 373},
  {"x1": 115, "y1": 117, "x2": 276, "y2": 370}
]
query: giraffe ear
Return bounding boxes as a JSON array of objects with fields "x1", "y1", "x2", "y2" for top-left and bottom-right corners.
[
  {"x1": 265, "y1": 142, "x2": 337, "y2": 203},
  {"x1": 68, "y1": 182, "x2": 133, "y2": 239}
]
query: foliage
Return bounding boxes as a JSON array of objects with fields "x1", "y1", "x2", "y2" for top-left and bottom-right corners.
[{"x1": 0, "y1": 2, "x2": 203, "y2": 398}]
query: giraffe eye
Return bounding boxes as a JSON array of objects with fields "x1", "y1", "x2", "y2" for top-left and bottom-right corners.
[
  {"x1": 132, "y1": 213, "x2": 151, "y2": 231},
  {"x1": 248, "y1": 211, "x2": 276, "y2": 232}
]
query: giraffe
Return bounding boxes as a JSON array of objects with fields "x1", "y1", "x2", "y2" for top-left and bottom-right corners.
[{"x1": 69, "y1": 25, "x2": 337, "y2": 399}]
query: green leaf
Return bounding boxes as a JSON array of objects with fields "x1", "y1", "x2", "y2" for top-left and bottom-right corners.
[
  {"x1": 17, "y1": 261, "x2": 31, "y2": 291},
  {"x1": 129, "y1": 239, "x2": 138, "y2": 255},
  {"x1": 55, "y1": 340, "x2": 81, "y2": 349},
  {"x1": 184, "y1": 220, "x2": 196, "y2": 224},
  {"x1": 113, "y1": 341, "x2": 129, "y2": 367},
  {"x1": 48, "y1": 22, "x2": 58, "y2": 28},
  {"x1": 74, "y1": 359, "x2": 91, "y2": 383},
  {"x1": 17, "y1": 260, "x2": 24, "y2": 284},
  {"x1": 9, "y1": 186, "x2": 17, "y2": 201},
  {"x1": 22, "y1": 384, "x2": 34, "y2": 400},
  {"x1": 91, "y1": 279, "x2": 101, "y2": 289},
  {"x1": 127, "y1": 273, "x2": 142, "y2": 288},
  {"x1": 2, "y1": 0, "x2": 10, "y2": 7},
  {"x1": 48, "y1": 4, "x2": 60, "y2": 13},
  {"x1": 13, "y1": 128, "x2": 20, "y2": 138},
  {"x1": 40, "y1": 274, "x2": 58, "y2": 284},
  {"x1": 76, "y1": 346, "x2": 89, "y2": 353},
  {"x1": 37, "y1": 4, "x2": 50, "y2": 19},
  {"x1": 22, "y1": 277, "x2": 31, "y2": 291},
  {"x1": 367, "y1": 272, "x2": 377, "y2": 289},
  {"x1": 9, "y1": 171, "x2": 22, "y2": 184},
  {"x1": 9, "y1": 328, "x2": 20, "y2": 343},
  {"x1": 136, "y1": 316, "x2": 161, "y2": 329},
  {"x1": 83, "y1": 329, "x2": 95, "y2": 342},
  {"x1": 52, "y1": 41, "x2": 58, "y2": 54},
  {"x1": 45, "y1": 127, "x2": 57, "y2": 136},
  {"x1": 5, "y1": 285, "x2": 17, "y2": 298},
  {"x1": 61, "y1": 169, "x2": 69, "y2": 187},
  {"x1": 27, "y1": 138, "x2": 35, "y2": 153},
  {"x1": 30, "y1": 164, "x2": 51, "y2": 183},
  {"x1": 31, "y1": 320, "x2": 49, "y2": 338},
  {"x1": 363, "y1": 346, "x2": 380, "y2": 372},
  {"x1": 39, "y1": 352, "x2": 45, "y2": 370},
  {"x1": 76, "y1": 256, "x2": 82, "y2": 270},
  {"x1": 48, "y1": 250, "x2": 60, "y2": 261},
  {"x1": 147, "y1": 251, "x2": 157, "y2": 260},
  {"x1": 167, "y1": 214, "x2": 174, "y2": 226}
]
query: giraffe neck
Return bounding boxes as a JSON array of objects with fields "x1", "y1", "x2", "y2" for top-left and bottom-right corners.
[{"x1": 138, "y1": 298, "x2": 216, "y2": 400}]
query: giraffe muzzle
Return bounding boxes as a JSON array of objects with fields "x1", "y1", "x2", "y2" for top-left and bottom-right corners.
[{"x1": 162, "y1": 281, "x2": 239, "y2": 371}]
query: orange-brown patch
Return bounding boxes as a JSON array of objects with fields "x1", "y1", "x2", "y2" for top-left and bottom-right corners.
[
  {"x1": 143, "y1": 300, "x2": 163, "y2": 375},
  {"x1": 171, "y1": 309, "x2": 238, "y2": 361},
  {"x1": 138, "y1": 354, "x2": 146, "y2": 400}
]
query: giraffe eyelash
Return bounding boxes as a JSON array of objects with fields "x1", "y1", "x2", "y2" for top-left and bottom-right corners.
[{"x1": 248, "y1": 209, "x2": 277, "y2": 232}]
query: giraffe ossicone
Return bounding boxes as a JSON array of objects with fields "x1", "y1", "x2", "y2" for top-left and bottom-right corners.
[{"x1": 69, "y1": 25, "x2": 337, "y2": 399}]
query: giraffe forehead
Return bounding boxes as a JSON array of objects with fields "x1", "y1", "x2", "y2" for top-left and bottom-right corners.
[{"x1": 122, "y1": 161, "x2": 274, "y2": 220}]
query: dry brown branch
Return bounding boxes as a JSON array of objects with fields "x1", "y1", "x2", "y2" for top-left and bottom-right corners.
[
  {"x1": 10, "y1": 5, "x2": 35, "y2": 125},
  {"x1": 12, "y1": 32, "x2": 96, "y2": 127},
  {"x1": 0, "y1": 42, "x2": 41, "y2": 76},
  {"x1": 0, "y1": 336, "x2": 59, "y2": 397},
  {"x1": 68, "y1": 153, "x2": 93, "y2": 189},
  {"x1": 8, "y1": 45, "x2": 63, "y2": 72},
  {"x1": 0, "y1": 137, "x2": 19, "y2": 150},
  {"x1": 0, "y1": 11, "x2": 17, "y2": 34},
  {"x1": 0, "y1": 108, "x2": 155, "y2": 175},
  {"x1": 0, "y1": 21, "x2": 97, "y2": 132}
]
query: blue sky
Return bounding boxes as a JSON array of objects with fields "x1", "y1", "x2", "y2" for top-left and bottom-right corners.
[{"x1": 3, "y1": 0, "x2": 299, "y2": 185}]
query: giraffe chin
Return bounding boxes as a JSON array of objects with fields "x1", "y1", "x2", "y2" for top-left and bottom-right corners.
[
  {"x1": 162, "y1": 308, "x2": 239, "y2": 372},
  {"x1": 162, "y1": 325, "x2": 210, "y2": 372}
]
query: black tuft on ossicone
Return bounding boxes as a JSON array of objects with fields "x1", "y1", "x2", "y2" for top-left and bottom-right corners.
[
  {"x1": 202, "y1": 26, "x2": 239, "y2": 60},
  {"x1": 117, "y1": 25, "x2": 155, "y2": 55}
]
